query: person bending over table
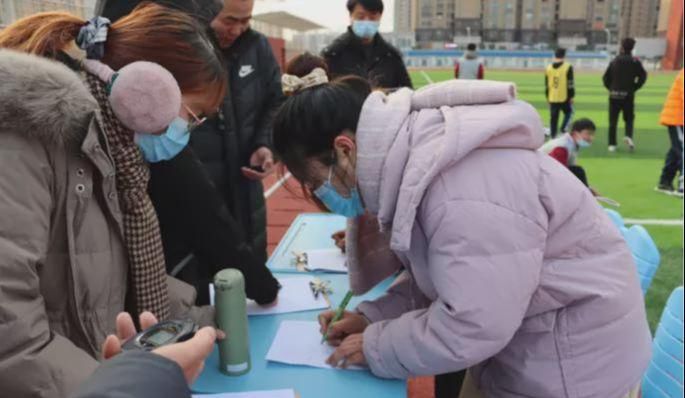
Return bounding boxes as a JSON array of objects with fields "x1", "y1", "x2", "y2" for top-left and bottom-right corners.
[{"x1": 271, "y1": 72, "x2": 650, "y2": 398}]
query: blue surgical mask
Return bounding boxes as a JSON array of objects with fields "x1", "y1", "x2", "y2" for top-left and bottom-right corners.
[
  {"x1": 314, "y1": 166, "x2": 364, "y2": 218},
  {"x1": 135, "y1": 117, "x2": 190, "y2": 163},
  {"x1": 577, "y1": 139, "x2": 591, "y2": 148},
  {"x1": 352, "y1": 20, "x2": 380, "y2": 39}
]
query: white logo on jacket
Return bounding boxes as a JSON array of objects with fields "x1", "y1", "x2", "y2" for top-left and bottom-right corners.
[{"x1": 239, "y1": 65, "x2": 255, "y2": 78}]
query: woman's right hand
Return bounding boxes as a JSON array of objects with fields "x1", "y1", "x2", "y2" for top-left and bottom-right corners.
[{"x1": 318, "y1": 310, "x2": 370, "y2": 346}]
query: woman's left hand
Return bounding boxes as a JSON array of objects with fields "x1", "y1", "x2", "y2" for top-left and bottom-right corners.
[{"x1": 326, "y1": 333, "x2": 368, "y2": 369}]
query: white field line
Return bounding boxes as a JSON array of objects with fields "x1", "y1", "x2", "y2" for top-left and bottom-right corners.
[
  {"x1": 623, "y1": 218, "x2": 684, "y2": 227},
  {"x1": 420, "y1": 70, "x2": 434, "y2": 85},
  {"x1": 264, "y1": 172, "x2": 292, "y2": 199}
]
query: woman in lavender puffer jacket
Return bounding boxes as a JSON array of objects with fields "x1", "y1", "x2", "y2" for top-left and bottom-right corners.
[{"x1": 272, "y1": 74, "x2": 651, "y2": 398}]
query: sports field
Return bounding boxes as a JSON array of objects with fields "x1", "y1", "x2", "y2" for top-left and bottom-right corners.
[{"x1": 409, "y1": 69, "x2": 683, "y2": 330}]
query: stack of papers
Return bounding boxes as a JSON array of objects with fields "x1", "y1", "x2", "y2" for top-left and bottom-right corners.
[
  {"x1": 303, "y1": 249, "x2": 348, "y2": 273},
  {"x1": 266, "y1": 321, "x2": 364, "y2": 371}
]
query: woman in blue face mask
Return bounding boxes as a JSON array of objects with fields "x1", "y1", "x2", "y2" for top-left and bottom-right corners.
[
  {"x1": 135, "y1": 103, "x2": 207, "y2": 163},
  {"x1": 0, "y1": 4, "x2": 228, "y2": 395},
  {"x1": 272, "y1": 76, "x2": 650, "y2": 398}
]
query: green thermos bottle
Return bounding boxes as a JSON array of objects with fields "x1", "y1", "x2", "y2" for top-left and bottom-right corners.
[{"x1": 214, "y1": 269, "x2": 251, "y2": 376}]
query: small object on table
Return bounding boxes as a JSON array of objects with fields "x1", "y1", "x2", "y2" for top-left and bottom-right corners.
[
  {"x1": 309, "y1": 278, "x2": 333, "y2": 308},
  {"x1": 292, "y1": 251, "x2": 307, "y2": 272}
]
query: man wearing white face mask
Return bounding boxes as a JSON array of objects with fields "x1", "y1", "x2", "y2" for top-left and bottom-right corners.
[{"x1": 323, "y1": 0, "x2": 412, "y2": 90}]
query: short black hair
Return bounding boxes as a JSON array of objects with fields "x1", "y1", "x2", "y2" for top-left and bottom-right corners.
[
  {"x1": 622, "y1": 37, "x2": 636, "y2": 53},
  {"x1": 555, "y1": 48, "x2": 567, "y2": 58},
  {"x1": 467, "y1": 43, "x2": 477, "y2": 51},
  {"x1": 571, "y1": 118, "x2": 596, "y2": 133},
  {"x1": 347, "y1": 0, "x2": 384, "y2": 14}
]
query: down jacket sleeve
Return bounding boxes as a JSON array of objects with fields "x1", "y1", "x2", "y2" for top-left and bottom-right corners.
[
  {"x1": 357, "y1": 271, "x2": 430, "y2": 323},
  {"x1": 362, "y1": 199, "x2": 545, "y2": 379},
  {"x1": 0, "y1": 138, "x2": 98, "y2": 396}
]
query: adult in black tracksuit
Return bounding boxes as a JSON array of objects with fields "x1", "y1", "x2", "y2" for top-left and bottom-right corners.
[
  {"x1": 98, "y1": 0, "x2": 280, "y2": 305},
  {"x1": 190, "y1": 0, "x2": 285, "y2": 272},
  {"x1": 603, "y1": 38, "x2": 648, "y2": 151},
  {"x1": 323, "y1": 0, "x2": 412, "y2": 90}
]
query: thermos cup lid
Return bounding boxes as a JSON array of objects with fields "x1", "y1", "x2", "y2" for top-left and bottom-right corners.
[{"x1": 214, "y1": 269, "x2": 245, "y2": 290}]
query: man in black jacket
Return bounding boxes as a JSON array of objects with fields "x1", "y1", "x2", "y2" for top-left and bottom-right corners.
[
  {"x1": 603, "y1": 37, "x2": 648, "y2": 152},
  {"x1": 191, "y1": 0, "x2": 284, "y2": 271},
  {"x1": 323, "y1": 0, "x2": 412, "y2": 90}
]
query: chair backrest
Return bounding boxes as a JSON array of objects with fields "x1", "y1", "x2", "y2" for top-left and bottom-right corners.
[
  {"x1": 622, "y1": 225, "x2": 662, "y2": 295},
  {"x1": 643, "y1": 287, "x2": 684, "y2": 398}
]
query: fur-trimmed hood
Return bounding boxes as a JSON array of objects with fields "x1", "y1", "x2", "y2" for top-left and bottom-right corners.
[{"x1": 0, "y1": 50, "x2": 99, "y2": 146}]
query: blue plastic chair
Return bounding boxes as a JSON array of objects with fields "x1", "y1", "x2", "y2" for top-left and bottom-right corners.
[
  {"x1": 643, "y1": 287, "x2": 684, "y2": 398},
  {"x1": 623, "y1": 225, "x2": 662, "y2": 295},
  {"x1": 604, "y1": 208, "x2": 626, "y2": 230},
  {"x1": 603, "y1": 208, "x2": 661, "y2": 294}
]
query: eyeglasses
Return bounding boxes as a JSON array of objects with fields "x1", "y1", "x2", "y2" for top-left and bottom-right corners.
[{"x1": 183, "y1": 103, "x2": 207, "y2": 132}]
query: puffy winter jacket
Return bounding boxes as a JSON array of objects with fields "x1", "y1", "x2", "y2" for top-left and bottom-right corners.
[{"x1": 347, "y1": 80, "x2": 651, "y2": 398}]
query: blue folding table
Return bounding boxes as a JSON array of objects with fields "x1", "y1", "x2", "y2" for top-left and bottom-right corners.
[{"x1": 192, "y1": 214, "x2": 406, "y2": 397}]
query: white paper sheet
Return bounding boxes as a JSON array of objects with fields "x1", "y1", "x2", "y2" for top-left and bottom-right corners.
[
  {"x1": 209, "y1": 277, "x2": 330, "y2": 316},
  {"x1": 246, "y1": 277, "x2": 330, "y2": 316},
  {"x1": 304, "y1": 248, "x2": 348, "y2": 273},
  {"x1": 266, "y1": 321, "x2": 363, "y2": 371},
  {"x1": 192, "y1": 389, "x2": 295, "y2": 398}
]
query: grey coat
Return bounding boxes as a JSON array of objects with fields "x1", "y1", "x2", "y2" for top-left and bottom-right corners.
[
  {"x1": 0, "y1": 50, "x2": 210, "y2": 397},
  {"x1": 71, "y1": 351, "x2": 190, "y2": 398}
]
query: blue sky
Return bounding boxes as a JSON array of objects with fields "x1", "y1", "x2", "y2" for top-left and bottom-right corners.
[{"x1": 254, "y1": 0, "x2": 396, "y2": 32}]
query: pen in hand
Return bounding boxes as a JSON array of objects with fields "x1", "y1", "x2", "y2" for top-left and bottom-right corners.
[{"x1": 321, "y1": 290, "x2": 354, "y2": 344}]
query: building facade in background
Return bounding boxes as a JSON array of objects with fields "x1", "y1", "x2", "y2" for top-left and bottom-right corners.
[
  {"x1": 400, "y1": 0, "x2": 661, "y2": 50},
  {"x1": 0, "y1": 0, "x2": 96, "y2": 25},
  {"x1": 620, "y1": 0, "x2": 661, "y2": 40},
  {"x1": 394, "y1": 0, "x2": 412, "y2": 33}
]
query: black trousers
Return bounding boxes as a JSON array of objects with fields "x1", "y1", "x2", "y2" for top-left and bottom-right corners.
[
  {"x1": 659, "y1": 126, "x2": 684, "y2": 186},
  {"x1": 549, "y1": 101, "x2": 573, "y2": 138},
  {"x1": 435, "y1": 370, "x2": 466, "y2": 398},
  {"x1": 608, "y1": 96, "x2": 635, "y2": 146}
]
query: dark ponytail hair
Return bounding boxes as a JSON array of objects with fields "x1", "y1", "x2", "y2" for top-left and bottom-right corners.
[{"x1": 273, "y1": 75, "x2": 372, "y2": 185}]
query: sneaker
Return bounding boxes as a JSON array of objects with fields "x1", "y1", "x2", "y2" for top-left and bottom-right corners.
[
  {"x1": 676, "y1": 189, "x2": 684, "y2": 198},
  {"x1": 608, "y1": 145, "x2": 617, "y2": 152},
  {"x1": 655, "y1": 183, "x2": 675, "y2": 194},
  {"x1": 624, "y1": 137, "x2": 635, "y2": 151}
]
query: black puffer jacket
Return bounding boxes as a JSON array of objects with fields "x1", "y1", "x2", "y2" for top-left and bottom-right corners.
[
  {"x1": 149, "y1": 147, "x2": 279, "y2": 305},
  {"x1": 323, "y1": 28, "x2": 412, "y2": 90},
  {"x1": 603, "y1": 54, "x2": 648, "y2": 99},
  {"x1": 190, "y1": 29, "x2": 284, "y2": 267}
]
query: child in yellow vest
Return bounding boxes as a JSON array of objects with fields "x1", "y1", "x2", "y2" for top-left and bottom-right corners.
[{"x1": 545, "y1": 48, "x2": 575, "y2": 138}]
